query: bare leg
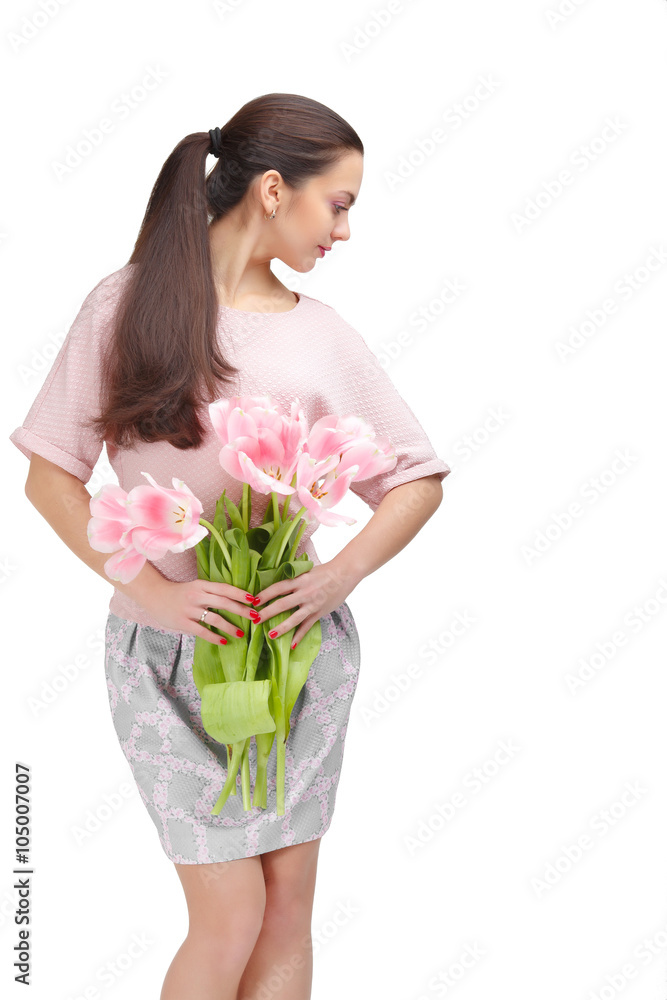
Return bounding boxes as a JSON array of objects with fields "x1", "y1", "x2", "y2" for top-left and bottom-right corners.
[
  {"x1": 160, "y1": 856, "x2": 266, "y2": 1000},
  {"x1": 237, "y1": 839, "x2": 321, "y2": 1000}
]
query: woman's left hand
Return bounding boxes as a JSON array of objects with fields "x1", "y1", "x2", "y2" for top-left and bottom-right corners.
[{"x1": 250, "y1": 561, "x2": 358, "y2": 648}]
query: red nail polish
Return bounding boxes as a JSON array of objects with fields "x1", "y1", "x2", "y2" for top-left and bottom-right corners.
[
  {"x1": 236, "y1": 629, "x2": 245, "y2": 637},
  {"x1": 219, "y1": 637, "x2": 227, "y2": 644},
  {"x1": 291, "y1": 641, "x2": 297, "y2": 649},
  {"x1": 252, "y1": 596, "x2": 261, "y2": 606},
  {"x1": 245, "y1": 593, "x2": 254, "y2": 602},
  {"x1": 269, "y1": 629, "x2": 278, "y2": 639}
]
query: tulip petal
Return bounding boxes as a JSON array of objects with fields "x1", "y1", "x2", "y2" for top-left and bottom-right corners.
[{"x1": 104, "y1": 545, "x2": 147, "y2": 584}]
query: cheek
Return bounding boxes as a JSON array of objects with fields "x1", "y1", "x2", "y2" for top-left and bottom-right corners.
[{"x1": 288, "y1": 202, "x2": 327, "y2": 245}]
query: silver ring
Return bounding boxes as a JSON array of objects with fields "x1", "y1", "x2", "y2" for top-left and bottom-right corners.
[{"x1": 199, "y1": 608, "x2": 210, "y2": 623}]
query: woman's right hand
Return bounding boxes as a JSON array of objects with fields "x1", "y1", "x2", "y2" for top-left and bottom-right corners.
[{"x1": 141, "y1": 578, "x2": 259, "y2": 643}]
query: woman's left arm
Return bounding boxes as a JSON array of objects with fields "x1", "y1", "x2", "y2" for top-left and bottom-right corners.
[{"x1": 252, "y1": 475, "x2": 444, "y2": 646}]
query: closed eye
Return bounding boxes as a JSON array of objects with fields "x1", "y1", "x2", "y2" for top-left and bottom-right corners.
[{"x1": 332, "y1": 204, "x2": 349, "y2": 214}]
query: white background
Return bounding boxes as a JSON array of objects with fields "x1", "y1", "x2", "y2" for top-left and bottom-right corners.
[{"x1": 2, "y1": 0, "x2": 667, "y2": 997}]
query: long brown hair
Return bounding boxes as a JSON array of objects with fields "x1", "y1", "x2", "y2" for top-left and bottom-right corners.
[{"x1": 88, "y1": 93, "x2": 364, "y2": 451}]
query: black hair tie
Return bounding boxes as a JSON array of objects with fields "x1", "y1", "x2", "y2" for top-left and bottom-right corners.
[{"x1": 209, "y1": 127, "x2": 223, "y2": 158}]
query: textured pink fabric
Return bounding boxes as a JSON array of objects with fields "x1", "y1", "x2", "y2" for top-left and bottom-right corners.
[{"x1": 10, "y1": 265, "x2": 450, "y2": 628}]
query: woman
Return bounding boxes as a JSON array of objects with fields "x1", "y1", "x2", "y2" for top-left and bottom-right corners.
[{"x1": 10, "y1": 93, "x2": 450, "y2": 999}]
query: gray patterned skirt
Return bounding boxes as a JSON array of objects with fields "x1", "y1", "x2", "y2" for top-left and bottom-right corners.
[{"x1": 103, "y1": 602, "x2": 361, "y2": 865}]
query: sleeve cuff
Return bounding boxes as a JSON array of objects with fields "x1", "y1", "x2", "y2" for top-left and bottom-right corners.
[
  {"x1": 354, "y1": 458, "x2": 451, "y2": 512},
  {"x1": 9, "y1": 426, "x2": 95, "y2": 484}
]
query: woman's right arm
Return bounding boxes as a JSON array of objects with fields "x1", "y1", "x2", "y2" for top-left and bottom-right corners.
[{"x1": 23, "y1": 453, "x2": 255, "y2": 642}]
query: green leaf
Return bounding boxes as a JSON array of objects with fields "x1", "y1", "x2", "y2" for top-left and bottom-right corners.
[
  {"x1": 213, "y1": 491, "x2": 229, "y2": 533},
  {"x1": 201, "y1": 680, "x2": 276, "y2": 744},
  {"x1": 195, "y1": 536, "x2": 210, "y2": 580},
  {"x1": 243, "y1": 618, "x2": 265, "y2": 683},
  {"x1": 263, "y1": 610, "x2": 294, "y2": 705},
  {"x1": 261, "y1": 497, "x2": 275, "y2": 525},
  {"x1": 248, "y1": 549, "x2": 261, "y2": 583},
  {"x1": 192, "y1": 635, "x2": 227, "y2": 696},
  {"x1": 284, "y1": 618, "x2": 322, "y2": 738},
  {"x1": 246, "y1": 525, "x2": 273, "y2": 555},
  {"x1": 223, "y1": 494, "x2": 245, "y2": 533},
  {"x1": 258, "y1": 516, "x2": 301, "y2": 569},
  {"x1": 256, "y1": 567, "x2": 280, "y2": 592},
  {"x1": 207, "y1": 527, "x2": 232, "y2": 584},
  {"x1": 275, "y1": 559, "x2": 314, "y2": 581},
  {"x1": 224, "y1": 526, "x2": 251, "y2": 592}
]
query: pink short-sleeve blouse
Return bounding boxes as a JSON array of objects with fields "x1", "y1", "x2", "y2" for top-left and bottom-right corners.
[{"x1": 9, "y1": 265, "x2": 451, "y2": 628}]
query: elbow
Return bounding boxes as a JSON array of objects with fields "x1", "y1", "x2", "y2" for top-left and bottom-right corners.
[
  {"x1": 390, "y1": 475, "x2": 444, "y2": 519},
  {"x1": 424, "y1": 478, "x2": 444, "y2": 523},
  {"x1": 24, "y1": 457, "x2": 87, "y2": 508},
  {"x1": 424, "y1": 474, "x2": 444, "y2": 508},
  {"x1": 24, "y1": 474, "x2": 39, "y2": 506}
]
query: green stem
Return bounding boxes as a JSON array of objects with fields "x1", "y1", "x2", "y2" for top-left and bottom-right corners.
[
  {"x1": 252, "y1": 755, "x2": 268, "y2": 809},
  {"x1": 240, "y1": 738, "x2": 252, "y2": 810},
  {"x1": 276, "y1": 729, "x2": 286, "y2": 816},
  {"x1": 252, "y1": 760, "x2": 267, "y2": 809},
  {"x1": 211, "y1": 741, "x2": 244, "y2": 815},
  {"x1": 280, "y1": 473, "x2": 299, "y2": 523},
  {"x1": 242, "y1": 483, "x2": 250, "y2": 532},
  {"x1": 199, "y1": 517, "x2": 232, "y2": 573},
  {"x1": 271, "y1": 491, "x2": 281, "y2": 530},
  {"x1": 288, "y1": 518, "x2": 307, "y2": 562},
  {"x1": 272, "y1": 507, "x2": 307, "y2": 565}
]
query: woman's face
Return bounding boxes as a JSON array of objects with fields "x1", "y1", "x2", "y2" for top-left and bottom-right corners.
[{"x1": 265, "y1": 150, "x2": 363, "y2": 272}]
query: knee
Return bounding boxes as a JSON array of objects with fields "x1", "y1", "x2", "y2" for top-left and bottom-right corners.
[
  {"x1": 191, "y1": 908, "x2": 266, "y2": 970},
  {"x1": 261, "y1": 892, "x2": 313, "y2": 942}
]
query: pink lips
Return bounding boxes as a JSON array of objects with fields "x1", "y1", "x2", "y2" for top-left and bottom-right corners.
[{"x1": 318, "y1": 245, "x2": 331, "y2": 256}]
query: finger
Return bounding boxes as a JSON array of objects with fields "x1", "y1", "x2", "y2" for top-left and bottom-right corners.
[
  {"x1": 289, "y1": 617, "x2": 317, "y2": 649},
  {"x1": 265, "y1": 608, "x2": 310, "y2": 641},
  {"x1": 253, "y1": 594, "x2": 301, "y2": 625},
  {"x1": 253, "y1": 579, "x2": 301, "y2": 607},
  {"x1": 292, "y1": 611, "x2": 322, "y2": 649},
  {"x1": 200, "y1": 610, "x2": 248, "y2": 639},
  {"x1": 191, "y1": 621, "x2": 234, "y2": 646},
  {"x1": 208, "y1": 582, "x2": 262, "y2": 607},
  {"x1": 277, "y1": 613, "x2": 319, "y2": 646},
  {"x1": 200, "y1": 591, "x2": 257, "y2": 622}
]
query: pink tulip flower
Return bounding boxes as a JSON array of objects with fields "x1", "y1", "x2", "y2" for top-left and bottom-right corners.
[
  {"x1": 293, "y1": 452, "x2": 360, "y2": 526},
  {"x1": 87, "y1": 483, "x2": 132, "y2": 551},
  {"x1": 123, "y1": 472, "x2": 208, "y2": 555},
  {"x1": 307, "y1": 414, "x2": 397, "y2": 478},
  {"x1": 333, "y1": 433, "x2": 397, "y2": 482},
  {"x1": 87, "y1": 484, "x2": 145, "y2": 585},
  {"x1": 209, "y1": 394, "x2": 308, "y2": 495},
  {"x1": 101, "y1": 543, "x2": 151, "y2": 585},
  {"x1": 88, "y1": 472, "x2": 208, "y2": 584}
]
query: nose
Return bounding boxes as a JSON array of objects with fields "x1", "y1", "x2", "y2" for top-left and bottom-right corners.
[{"x1": 331, "y1": 218, "x2": 351, "y2": 242}]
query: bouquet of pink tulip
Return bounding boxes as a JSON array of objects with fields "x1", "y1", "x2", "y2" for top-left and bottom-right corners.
[{"x1": 88, "y1": 395, "x2": 396, "y2": 816}]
